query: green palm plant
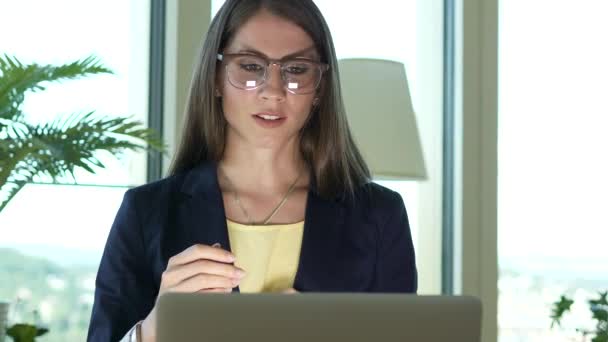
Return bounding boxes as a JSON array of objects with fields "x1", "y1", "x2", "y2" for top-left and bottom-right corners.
[
  {"x1": 551, "y1": 291, "x2": 608, "y2": 342},
  {"x1": 0, "y1": 54, "x2": 164, "y2": 214}
]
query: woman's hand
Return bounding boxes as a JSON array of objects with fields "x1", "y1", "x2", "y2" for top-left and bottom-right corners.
[{"x1": 141, "y1": 243, "x2": 246, "y2": 342}]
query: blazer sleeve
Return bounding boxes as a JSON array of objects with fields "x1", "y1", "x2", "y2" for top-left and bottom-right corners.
[
  {"x1": 87, "y1": 190, "x2": 156, "y2": 341},
  {"x1": 371, "y1": 190, "x2": 418, "y2": 293}
]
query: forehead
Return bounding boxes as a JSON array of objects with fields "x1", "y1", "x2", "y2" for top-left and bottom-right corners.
[{"x1": 226, "y1": 9, "x2": 318, "y2": 59}]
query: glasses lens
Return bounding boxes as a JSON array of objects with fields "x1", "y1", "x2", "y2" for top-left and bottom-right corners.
[
  {"x1": 225, "y1": 55, "x2": 323, "y2": 94},
  {"x1": 282, "y1": 61, "x2": 320, "y2": 94},
  {"x1": 226, "y1": 55, "x2": 266, "y2": 89}
]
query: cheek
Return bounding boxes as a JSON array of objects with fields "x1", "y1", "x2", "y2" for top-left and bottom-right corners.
[
  {"x1": 221, "y1": 86, "x2": 254, "y2": 117},
  {"x1": 288, "y1": 96, "x2": 315, "y2": 119}
]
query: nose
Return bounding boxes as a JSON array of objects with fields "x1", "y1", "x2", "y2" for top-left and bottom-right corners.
[{"x1": 259, "y1": 63, "x2": 286, "y2": 102}]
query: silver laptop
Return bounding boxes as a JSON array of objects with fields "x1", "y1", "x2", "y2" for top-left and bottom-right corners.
[{"x1": 156, "y1": 293, "x2": 482, "y2": 342}]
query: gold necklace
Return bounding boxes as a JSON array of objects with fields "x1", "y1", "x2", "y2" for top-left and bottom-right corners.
[{"x1": 221, "y1": 168, "x2": 301, "y2": 225}]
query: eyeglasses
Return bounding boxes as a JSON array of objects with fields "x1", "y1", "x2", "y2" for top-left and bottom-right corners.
[{"x1": 217, "y1": 53, "x2": 329, "y2": 95}]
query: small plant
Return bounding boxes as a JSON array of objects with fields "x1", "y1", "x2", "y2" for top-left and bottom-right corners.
[
  {"x1": 6, "y1": 323, "x2": 48, "y2": 342},
  {"x1": 551, "y1": 291, "x2": 608, "y2": 342},
  {"x1": 4, "y1": 307, "x2": 47, "y2": 342}
]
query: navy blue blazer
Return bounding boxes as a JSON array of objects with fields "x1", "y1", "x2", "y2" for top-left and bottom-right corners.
[{"x1": 87, "y1": 161, "x2": 417, "y2": 341}]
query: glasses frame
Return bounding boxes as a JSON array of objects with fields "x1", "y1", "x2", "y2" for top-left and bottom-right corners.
[{"x1": 217, "y1": 53, "x2": 330, "y2": 95}]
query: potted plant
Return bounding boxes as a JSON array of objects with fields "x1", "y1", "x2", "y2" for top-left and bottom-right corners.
[
  {"x1": 0, "y1": 54, "x2": 164, "y2": 340},
  {"x1": 0, "y1": 54, "x2": 164, "y2": 214},
  {"x1": 551, "y1": 291, "x2": 608, "y2": 342},
  {"x1": 6, "y1": 323, "x2": 48, "y2": 342}
]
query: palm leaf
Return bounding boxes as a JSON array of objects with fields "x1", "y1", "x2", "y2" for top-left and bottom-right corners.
[
  {"x1": 0, "y1": 55, "x2": 164, "y2": 215},
  {"x1": 1, "y1": 111, "x2": 165, "y2": 213},
  {"x1": 550, "y1": 295, "x2": 574, "y2": 328},
  {"x1": 0, "y1": 55, "x2": 112, "y2": 122}
]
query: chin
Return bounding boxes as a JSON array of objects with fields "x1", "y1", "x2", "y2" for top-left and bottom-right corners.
[
  {"x1": 253, "y1": 136, "x2": 289, "y2": 149},
  {"x1": 251, "y1": 132, "x2": 299, "y2": 150}
]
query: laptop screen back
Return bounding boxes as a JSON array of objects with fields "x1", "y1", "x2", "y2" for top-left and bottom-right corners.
[{"x1": 156, "y1": 293, "x2": 482, "y2": 342}]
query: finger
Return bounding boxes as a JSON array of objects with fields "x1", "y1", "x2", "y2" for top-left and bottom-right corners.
[
  {"x1": 168, "y1": 244, "x2": 235, "y2": 267},
  {"x1": 163, "y1": 259, "x2": 245, "y2": 287},
  {"x1": 282, "y1": 288, "x2": 298, "y2": 294},
  {"x1": 168, "y1": 273, "x2": 239, "y2": 293}
]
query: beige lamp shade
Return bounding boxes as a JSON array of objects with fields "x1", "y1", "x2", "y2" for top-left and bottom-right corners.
[{"x1": 339, "y1": 58, "x2": 427, "y2": 180}]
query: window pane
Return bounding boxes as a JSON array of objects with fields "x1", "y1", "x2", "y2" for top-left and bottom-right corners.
[
  {"x1": 0, "y1": 0, "x2": 150, "y2": 186},
  {"x1": 0, "y1": 1, "x2": 150, "y2": 340},
  {"x1": 0, "y1": 184, "x2": 128, "y2": 341},
  {"x1": 498, "y1": 1, "x2": 608, "y2": 341}
]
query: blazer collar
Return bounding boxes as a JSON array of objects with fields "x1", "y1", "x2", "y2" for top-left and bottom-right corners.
[
  {"x1": 294, "y1": 188, "x2": 344, "y2": 291},
  {"x1": 178, "y1": 161, "x2": 231, "y2": 251},
  {"x1": 180, "y1": 161, "x2": 222, "y2": 200}
]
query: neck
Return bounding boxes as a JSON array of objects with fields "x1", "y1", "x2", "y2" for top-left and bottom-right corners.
[{"x1": 219, "y1": 135, "x2": 308, "y2": 194}]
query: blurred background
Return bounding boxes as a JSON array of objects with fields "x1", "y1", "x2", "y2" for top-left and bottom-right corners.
[{"x1": 0, "y1": 0, "x2": 606, "y2": 341}]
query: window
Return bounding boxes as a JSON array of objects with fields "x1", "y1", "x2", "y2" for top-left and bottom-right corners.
[
  {"x1": 497, "y1": 1, "x2": 608, "y2": 340},
  {"x1": 0, "y1": 1, "x2": 150, "y2": 340}
]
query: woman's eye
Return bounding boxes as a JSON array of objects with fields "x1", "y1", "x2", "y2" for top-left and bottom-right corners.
[
  {"x1": 285, "y1": 65, "x2": 309, "y2": 75},
  {"x1": 240, "y1": 63, "x2": 263, "y2": 72}
]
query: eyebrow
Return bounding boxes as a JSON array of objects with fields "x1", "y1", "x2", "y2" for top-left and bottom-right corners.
[{"x1": 233, "y1": 45, "x2": 319, "y2": 60}]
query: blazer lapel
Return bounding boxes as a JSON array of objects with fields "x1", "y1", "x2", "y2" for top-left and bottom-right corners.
[
  {"x1": 177, "y1": 162, "x2": 231, "y2": 248},
  {"x1": 174, "y1": 161, "x2": 244, "y2": 292},
  {"x1": 294, "y1": 188, "x2": 344, "y2": 291}
]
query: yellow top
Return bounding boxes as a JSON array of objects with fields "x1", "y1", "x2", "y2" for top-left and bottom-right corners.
[{"x1": 226, "y1": 219, "x2": 304, "y2": 293}]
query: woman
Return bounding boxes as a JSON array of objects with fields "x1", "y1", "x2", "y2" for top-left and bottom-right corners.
[{"x1": 88, "y1": 0, "x2": 417, "y2": 341}]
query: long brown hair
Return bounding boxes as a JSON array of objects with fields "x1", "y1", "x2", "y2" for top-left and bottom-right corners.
[{"x1": 169, "y1": 0, "x2": 370, "y2": 199}]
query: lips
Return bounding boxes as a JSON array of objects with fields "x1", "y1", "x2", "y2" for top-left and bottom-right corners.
[
  {"x1": 252, "y1": 111, "x2": 287, "y2": 128},
  {"x1": 252, "y1": 112, "x2": 285, "y2": 121}
]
